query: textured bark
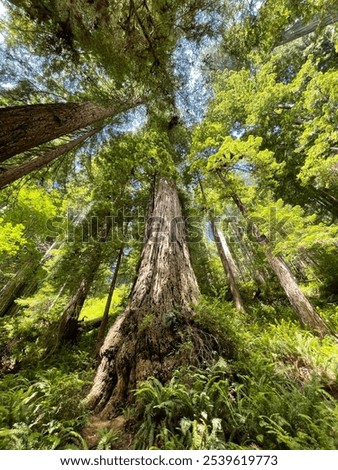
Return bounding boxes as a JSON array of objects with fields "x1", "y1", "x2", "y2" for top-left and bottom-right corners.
[
  {"x1": 95, "y1": 246, "x2": 124, "y2": 359},
  {"x1": 0, "y1": 101, "x2": 133, "y2": 162},
  {"x1": 211, "y1": 219, "x2": 245, "y2": 312},
  {"x1": 58, "y1": 276, "x2": 97, "y2": 344},
  {"x1": 57, "y1": 247, "x2": 102, "y2": 345},
  {"x1": 0, "y1": 242, "x2": 56, "y2": 317},
  {"x1": 85, "y1": 178, "x2": 206, "y2": 416},
  {"x1": 277, "y1": 13, "x2": 338, "y2": 46},
  {"x1": 0, "y1": 262, "x2": 37, "y2": 317},
  {"x1": 0, "y1": 127, "x2": 100, "y2": 189},
  {"x1": 57, "y1": 218, "x2": 113, "y2": 344},
  {"x1": 265, "y1": 251, "x2": 331, "y2": 334},
  {"x1": 219, "y1": 173, "x2": 330, "y2": 336}
]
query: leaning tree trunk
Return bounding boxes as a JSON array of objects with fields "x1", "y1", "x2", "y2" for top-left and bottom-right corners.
[
  {"x1": 0, "y1": 262, "x2": 37, "y2": 317},
  {"x1": 0, "y1": 127, "x2": 100, "y2": 189},
  {"x1": 85, "y1": 178, "x2": 207, "y2": 416},
  {"x1": 0, "y1": 99, "x2": 139, "y2": 162},
  {"x1": 57, "y1": 246, "x2": 103, "y2": 345},
  {"x1": 95, "y1": 246, "x2": 124, "y2": 359},
  {"x1": 277, "y1": 13, "x2": 338, "y2": 46},
  {"x1": 217, "y1": 171, "x2": 331, "y2": 337},
  {"x1": 211, "y1": 219, "x2": 245, "y2": 312},
  {"x1": 0, "y1": 242, "x2": 57, "y2": 317},
  {"x1": 57, "y1": 214, "x2": 113, "y2": 344}
]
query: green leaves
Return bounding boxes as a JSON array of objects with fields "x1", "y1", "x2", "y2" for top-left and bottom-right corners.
[{"x1": 0, "y1": 217, "x2": 25, "y2": 255}]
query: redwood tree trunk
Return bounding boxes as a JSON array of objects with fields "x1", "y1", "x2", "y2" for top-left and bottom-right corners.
[
  {"x1": 0, "y1": 262, "x2": 37, "y2": 317},
  {"x1": 217, "y1": 171, "x2": 331, "y2": 337},
  {"x1": 277, "y1": 13, "x2": 338, "y2": 46},
  {"x1": 57, "y1": 217, "x2": 113, "y2": 344},
  {"x1": 85, "y1": 178, "x2": 205, "y2": 416},
  {"x1": 0, "y1": 127, "x2": 100, "y2": 189},
  {"x1": 95, "y1": 246, "x2": 124, "y2": 359},
  {"x1": 0, "y1": 100, "x2": 133, "y2": 162},
  {"x1": 0, "y1": 242, "x2": 56, "y2": 317},
  {"x1": 57, "y1": 247, "x2": 103, "y2": 345},
  {"x1": 211, "y1": 219, "x2": 245, "y2": 312}
]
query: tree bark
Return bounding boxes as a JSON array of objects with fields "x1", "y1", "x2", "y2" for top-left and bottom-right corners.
[
  {"x1": 57, "y1": 218, "x2": 113, "y2": 345},
  {"x1": 277, "y1": 13, "x2": 338, "y2": 46},
  {"x1": 0, "y1": 100, "x2": 138, "y2": 162},
  {"x1": 197, "y1": 177, "x2": 245, "y2": 311},
  {"x1": 211, "y1": 219, "x2": 245, "y2": 312},
  {"x1": 0, "y1": 127, "x2": 100, "y2": 189},
  {"x1": 85, "y1": 178, "x2": 206, "y2": 416},
  {"x1": 217, "y1": 171, "x2": 332, "y2": 337},
  {"x1": 95, "y1": 246, "x2": 124, "y2": 359}
]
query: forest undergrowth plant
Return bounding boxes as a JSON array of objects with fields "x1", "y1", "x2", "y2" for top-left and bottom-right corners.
[{"x1": 132, "y1": 298, "x2": 338, "y2": 450}]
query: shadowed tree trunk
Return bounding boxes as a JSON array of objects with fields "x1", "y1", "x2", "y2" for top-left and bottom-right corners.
[
  {"x1": 0, "y1": 262, "x2": 38, "y2": 317},
  {"x1": 211, "y1": 219, "x2": 245, "y2": 312},
  {"x1": 0, "y1": 99, "x2": 140, "y2": 162},
  {"x1": 0, "y1": 242, "x2": 57, "y2": 317},
  {"x1": 57, "y1": 217, "x2": 113, "y2": 345},
  {"x1": 0, "y1": 127, "x2": 100, "y2": 189},
  {"x1": 58, "y1": 273, "x2": 99, "y2": 344},
  {"x1": 217, "y1": 171, "x2": 331, "y2": 337},
  {"x1": 85, "y1": 178, "x2": 208, "y2": 416},
  {"x1": 95, "y1": 246, "x2": 124, "y2": 359},
  {"x1": 198, "y1": 177, "x2": 244, "y2": 311}
]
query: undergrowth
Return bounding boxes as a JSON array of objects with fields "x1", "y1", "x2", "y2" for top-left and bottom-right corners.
[
  {"x1": 1, "y1": 297, "x2": 337, "y2": 450},
  {"x1": 133, "y1": 298, "x2": 338, "y2": 450}
]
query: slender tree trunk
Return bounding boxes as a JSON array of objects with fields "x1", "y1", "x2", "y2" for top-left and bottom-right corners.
[
  {"x1": 57, "y1": 218, "x2": 113, "y2": 344},
  {"x1": 95, "y1": 246, "x2": 124, "y2": 359},
  {"x1": 0, "y1": 242, "x2": 56, "y2": 317},
  {"x1": 217, "y1": 171, "x2": 332, "y2": 337},
  {"x1": 85, "y1": 178, "x2": 207, "y2": 416},
  {"x1": 277, "y1": 13, "x2": 338, "y2": 46},
  {"x1": 0, "y1": 100, "x2": 139, "y2": 162},
  {"x1": 211, "y1": 219, "x2": 245, "y2": 312},
  {"x1": 197, "y1": 177, "x2": 244, "y2": 311},
  {"x1": 0, "y1": 127, "x2": 100, "y2": 189},
  {"x1": 57, "y1": 246, "x2": 102, "y2": 345},
  {"x1": 57, "y1": 273, "x2": 98, "y2": 344},
  {"x1": 0, "y1": 262, "x2": 36, "y2": 317}
]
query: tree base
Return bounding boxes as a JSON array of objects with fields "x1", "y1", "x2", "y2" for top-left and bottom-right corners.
[{"x1": 85, "y1": 307, "x2": 215, "y2": 418}]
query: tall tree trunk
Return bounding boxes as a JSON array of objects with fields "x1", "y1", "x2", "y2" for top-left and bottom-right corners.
[
  {"x1": 0, "y1": 127, "x2": 100, "y2": 189},
  {"x1": 277, "y1": 13, "x2": 338, "y2": 46},
  {"x1": 57, "y1": 272, "x2": 99, "y2": 345},
  {"x1": 198, "y1": 177, "x2": 244, "y2": 311},
  {"x1": 0, "y1": 242, "x2": 56, "y2": 317},
  {"x1": 0, "y1": 262, "x2": 36, "y2": 317},
  {"x1": 57, "y1": 217, "x2": 113, "y2": 344},
  {"x1": 85, "y1": 178, "x2": 207, "y2": 416},
  {"x1": 217, "y1": 171, "x2": 332, "y2": 337},
  {"x1": 211, "y1": 219, "x2": 245, "y2": 312},
  {"x1": 0, "y1": 100, "x2": 139, "y2": 162},
  {"x1": 231, "y1": 222, "x2": 267, "y2": 286},
  {"x1": 95, "y1": 246, "x2": 124, "y2": 359}
]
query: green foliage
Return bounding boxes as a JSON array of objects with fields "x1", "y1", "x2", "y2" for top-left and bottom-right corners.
[
  {"x1": 134, "y1": 300, "x2": 338, "y2": 450},
  {"x1": 0, "y1": 217, "x2": 25, "y2": 255},
  {"x1": 0, "y1": 368, "x2": 90, "y2": 450}
]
